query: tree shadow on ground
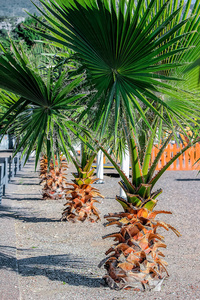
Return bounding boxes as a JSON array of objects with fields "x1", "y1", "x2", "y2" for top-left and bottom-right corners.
[
  {"x1": 0, "y1": 246, "x2": 18, "y2": 272},
  {"x1": 176, "y1": 178, "x2": 200, "y2": 181},
  {"x1": 5, "y1": 197, "x2": 42, "y2": 201},
  {"x1": 0, "y1": 246, "x2": 101, "y2": 288},
  {"x1": 104, "y1": 173, "x2": 120, "y2": 177},
  {"x1": 14, "y1": 175, "x2": 39, "y2": 179},
  {"x1": 13, "y1": 183, "x2": 39, "y2": 186},
  {"x1": 0, "y1": 206, "x2": 60, "y2": 223},
  {"x1": 94, "y1": 172, "x2": 120, "y2": 178}
]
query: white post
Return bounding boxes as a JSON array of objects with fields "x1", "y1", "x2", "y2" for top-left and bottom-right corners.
[
  {"x1": 96, "y1": 150, "x2": 104, "y2": 184},
  {"x1": 120, "y1": 148, "x2": 130, "y2": 198},
  {"x1": 30, "y1": 150, "x2": 36, "y2": 158},
  {"x1": 0, "y1": 164, "x2": 3, "y2": 204},
  {"x1": 16, "y1": 153, "x2": 20, "y2": 172},
  {"x1": 21, "y1": 155, "x2": 25, "y2": 168},
  {"x1": 4, "y1": 158, "x2": 8, "y2": 188},
  {"x1": 11, "y1": 158, "x2": 15, "y2": 179}
]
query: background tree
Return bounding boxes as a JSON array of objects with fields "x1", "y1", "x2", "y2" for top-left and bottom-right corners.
[
  {"x1": 39, "y1": 153, "x2": 68, "y2": 200},
  {"x1": 61, "y1": 139, "x2": 104, "y2": 222},
  {"x1": 0, "y1": 41, "x2": 90, "y2": 166}
]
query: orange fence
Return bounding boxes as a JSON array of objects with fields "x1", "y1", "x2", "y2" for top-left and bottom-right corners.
[
  {"x1": 78, "y1": 144, "x2": 200, "y2": 171},
  {"x1": 151, "y1": 144, "x2": 200, "y2": 171}
]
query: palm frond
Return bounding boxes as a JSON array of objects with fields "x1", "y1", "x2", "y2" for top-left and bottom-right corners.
[
  {"x1": 0, "y1": 41, "x2": 89, "y2": 166},
  {"x1": 30, "y1": 0, "x2": 200, "y2": 131}
]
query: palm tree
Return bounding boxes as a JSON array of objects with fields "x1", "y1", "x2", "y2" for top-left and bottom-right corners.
[
  {"x1": 97, "y1": 114, "x2": 200, "y2": 290},
  {"x1": 62, "y1": 141, "x2": 104, "y2": 222},
  {"x1": 0, "y1": 41, "x2": 91, "y2": 166},
  {"x1": 29, "y1": 0, "x2": 200, "y2": 291},
  {"x1": 0, "y1": 41, "x2": 108, "y2": 222},
  {"x1": 39, "y1": 153, "x2": 68, "y2": 200}
]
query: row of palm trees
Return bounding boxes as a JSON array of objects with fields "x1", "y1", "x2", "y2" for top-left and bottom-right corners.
[{"x1": 0, "y1": 0, "x2": 200, "y2": 292}]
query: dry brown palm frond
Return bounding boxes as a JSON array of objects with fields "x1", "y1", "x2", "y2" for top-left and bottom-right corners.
[
  {"x1": 62, "y1": 168, "x2": 104, "y2": 222},
  {"x1": 40, "y1": 155, "x2": 68, "y2": 200},
  {"x1": 100, "y1": 204, "x2": 180, "y2": 290}
]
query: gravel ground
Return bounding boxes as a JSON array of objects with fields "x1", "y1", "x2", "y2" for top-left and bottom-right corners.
[{"x1": 1, "y1": 159, "x2": 200, "y2": 300}]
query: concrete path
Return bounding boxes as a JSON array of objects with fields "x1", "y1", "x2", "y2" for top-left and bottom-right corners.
[
  {"x1": 0, "y1": 159, "x2": 36, "y2": 300},
  {"x1": 0, "y1": 200, "x2": 20, "y2": 300},
  {"x1": 0, "y1": 158, "x2": 200, "y2": 300}
]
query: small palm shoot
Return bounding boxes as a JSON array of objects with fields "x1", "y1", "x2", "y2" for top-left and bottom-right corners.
[
  {"x1": 40, "y1": 154, "x2": 68, "y2": 200},
  {"x1": 98, "y1": 121, "x2": 200, "y2": 291},
  {"x1": 62, "y1": 143, "x2": 104, "y2": 222}
]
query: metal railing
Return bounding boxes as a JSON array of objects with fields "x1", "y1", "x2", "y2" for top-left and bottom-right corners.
[{"x1": 0, "y1": 152, "x2": 26, "y2": 204}]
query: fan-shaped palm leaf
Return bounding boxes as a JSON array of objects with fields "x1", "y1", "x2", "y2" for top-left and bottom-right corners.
[
  {"x1": 29, "y1": 0, "x2": 200, "y2": 133},
  {"x1": 0, "y1": 41, "x2": 92, "y2": 166}
]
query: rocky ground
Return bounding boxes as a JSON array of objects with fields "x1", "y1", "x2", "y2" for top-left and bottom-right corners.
[{"x1": 0, "y1": 158, "x2": 200, "y2": 300}]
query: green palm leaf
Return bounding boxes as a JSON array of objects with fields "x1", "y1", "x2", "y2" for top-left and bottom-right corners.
[
  {"x1": 0, "y1": 41, "x2": 88, "y2": 166},
  {"x1": 30, "y1": 0, "x2": 199, "y2": 130}
]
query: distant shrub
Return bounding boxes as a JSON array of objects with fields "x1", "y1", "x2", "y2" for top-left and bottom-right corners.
[{"x1": 12, "y1": 15, "x2": 46, "y2": 46}]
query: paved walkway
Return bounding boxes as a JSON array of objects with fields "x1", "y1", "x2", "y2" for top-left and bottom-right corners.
[
  {"x1": 0, "y1": 158, "x2": 39, "y2": 300},
  {"x1": 0, "y1": 158, "x2": 200, "y2": 300},
  {"x1": 0, "y1": 160, "x2": 35, "y2": 300},
  {"x1": 0, "y1": 199, "x2": 20, "y2": 300}
]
